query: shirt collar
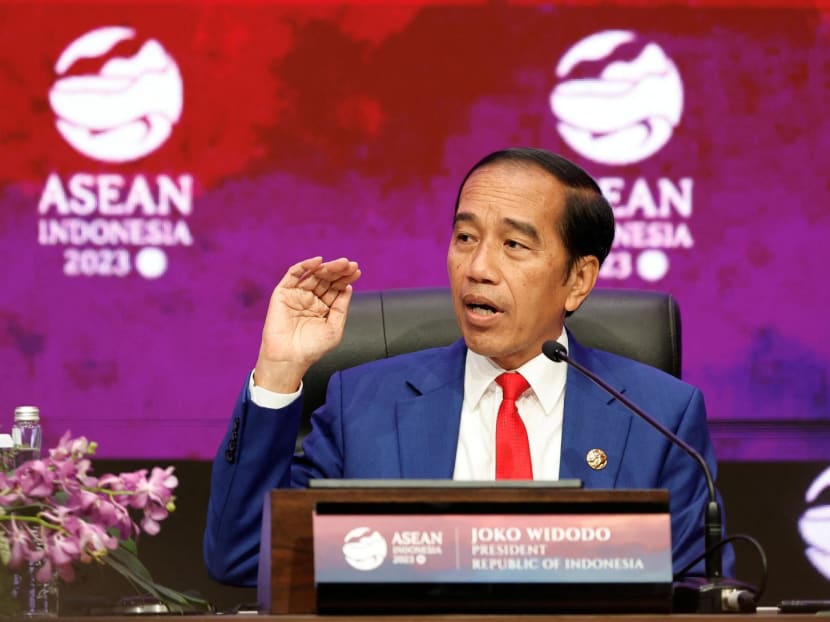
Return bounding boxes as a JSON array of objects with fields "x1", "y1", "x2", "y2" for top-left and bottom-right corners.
[{"x1": 464, "y1": 330, "x2": 569, "y2": 415}]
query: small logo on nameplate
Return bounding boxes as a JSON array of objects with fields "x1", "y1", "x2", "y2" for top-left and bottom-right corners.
[{"x1": 341, "y1": 527, "x2": 388, "y2": 571}]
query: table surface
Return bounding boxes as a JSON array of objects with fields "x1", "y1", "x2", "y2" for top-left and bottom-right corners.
[{"x1": 56, "y1": 614, "x2": 825, "y2": 621}]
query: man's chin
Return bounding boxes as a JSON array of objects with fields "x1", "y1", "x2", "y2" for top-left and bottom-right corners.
[
  {"x1": 462, "y1": 335, "x2": 542, "y2": 370},
  {"x1": 461, "y1": 333, "x2": 498, "y2": 355},
  {"x1": 463, "y1": 337, "x2": 511, "y2": 364}
]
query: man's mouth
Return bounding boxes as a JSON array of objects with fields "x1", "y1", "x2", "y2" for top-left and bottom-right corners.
[
  {"x1": 463, "y1": 296, "x2": 503, "y2": 318},
  {"x1": 467, "y1": 302, "x2": 498, "y2": 316}
]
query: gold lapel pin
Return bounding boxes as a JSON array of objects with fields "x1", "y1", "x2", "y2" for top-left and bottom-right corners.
[{"x1": 586, "y1": 448, "x2": 608, "y2": 471}]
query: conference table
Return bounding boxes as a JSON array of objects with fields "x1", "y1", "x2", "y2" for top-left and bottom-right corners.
[
  {"x1": 55, "y1": 489, "x2": 815, "y2": 621},
  {"x1": 55, "y1": 614, "x2": 823, "y2": 621}
]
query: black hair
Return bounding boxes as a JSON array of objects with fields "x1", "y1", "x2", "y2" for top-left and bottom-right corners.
[{"x1": 453, "y1": 147, "x2": 615, "y2": 278}]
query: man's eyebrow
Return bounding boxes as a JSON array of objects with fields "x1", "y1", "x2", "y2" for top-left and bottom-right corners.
[
  {"x1": 453, "y1": 212, "x2": 541, "y2": 243},
  {"x1": 503, "y1": 217, "x2": 541, "y2": 243},
  {"x1": 453, "y1": 211, "x2": 476, "y2": 227}
]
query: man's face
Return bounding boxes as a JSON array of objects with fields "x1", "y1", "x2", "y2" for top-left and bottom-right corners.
[{"x1": 447, "y1": 161, "x2": 597, "y2": 370}]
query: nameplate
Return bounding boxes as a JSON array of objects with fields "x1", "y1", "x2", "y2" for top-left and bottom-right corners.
[
  {"x1": 313, "y1": 512, "x2": 671, "y2": 584},
  {"x1": 257, "y1": 490, "x2": 674, "y2": 614}
]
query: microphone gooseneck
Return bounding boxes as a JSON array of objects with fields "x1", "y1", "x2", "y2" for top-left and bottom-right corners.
[
  {"x1": 541, "y1": 341, "x2": 719, "y2": 517},
  {"x1": 542, "y1": 340, "x2": 743, "y2": 611}
]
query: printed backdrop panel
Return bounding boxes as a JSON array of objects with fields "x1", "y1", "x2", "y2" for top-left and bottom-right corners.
[{"x1": 0, "y1": 1, "x2": 828, "y2": 458}]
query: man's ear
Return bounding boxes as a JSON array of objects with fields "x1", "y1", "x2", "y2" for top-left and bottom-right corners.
[{"x1": 564, "y1": 255, "x2": 599, "y2": 314}]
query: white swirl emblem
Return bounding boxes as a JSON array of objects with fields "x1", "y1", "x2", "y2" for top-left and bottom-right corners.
[
  {"x1": 49, "y1": 26, "x2": 183, "y2": 163},
  {"x1": 342, "y1": 527, "x2": 387, "y2": 571},
  {"x1": 799, "y1": 466, "x2": 830, "y2": 579},
  {"x1": 550, "y1": 30, "x2": 683, "y2": 166}
]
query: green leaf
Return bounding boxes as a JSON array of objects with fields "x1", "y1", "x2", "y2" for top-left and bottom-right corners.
[
  {"x1": 101, "y1": 547, "x2": 212, "y2": 613},
  {"x1": 118, "y1": 537, "x2": 138, "y2": 556},
  {"x1": 0, "y1": 532, "x2": 10, "y2": 566},
  {"x1": 53, "y1": 490, "x2": 69, "y2": 505},
  {"x1": 107, "y1": 545, "x2": 154, "y2": 583}
]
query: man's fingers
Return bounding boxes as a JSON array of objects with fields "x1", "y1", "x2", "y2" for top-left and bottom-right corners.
[
  {"x1": 328, "y1": 267, "x2": 362, "y2": 292},
  {"x1": 313, "y1": 258, "x2": 359, "y2": 282},
  {"x1": 274, "y1": 258, "x2": 360, "y2": 315},
  {"x1": 319, "y1": 268, "x2": 362, "y2": 307},
  {"x1": 277, "y1": 256, "x2": 323, "y2": 289},
  {"x1": 297, "y1": 259, "x2": 359, "y2": 292},
  {"x1": 311, "y1": 279, "x2": 330, "y2": 299},
  {"x1": 326, "y1": 284, "x2": 354, "y2": 332}
]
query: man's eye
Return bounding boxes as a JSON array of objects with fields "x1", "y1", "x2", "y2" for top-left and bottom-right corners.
[
  {"x1": 505, "y1": 240, "x2": 527, "y2": 250},
  {"x1": 456, "y1": 232, "x2": 473, "y2": 243}
]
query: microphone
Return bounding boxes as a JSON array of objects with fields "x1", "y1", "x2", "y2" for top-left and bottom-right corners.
[{"x1": 542, "y1": 340, "x2": 752, "y2": 613}]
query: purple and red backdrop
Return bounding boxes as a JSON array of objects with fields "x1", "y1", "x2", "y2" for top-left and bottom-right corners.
[{"x1": 1, "y1": 0, "x2": 828, "y2": 460}]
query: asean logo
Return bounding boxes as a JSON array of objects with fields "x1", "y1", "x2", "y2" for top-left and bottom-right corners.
[
  {"x1": 49, "y1": 26, "x2": 183, "y2": 163},
  {"x1": 799, "y1": 466, "x2": 830, "y2": 580},
  {"x1": 550, "y1": 30, "x2": 683, "y2": 166},
  {"x1": 342, "y1": 527, "x2": 388, "y2": 571}
]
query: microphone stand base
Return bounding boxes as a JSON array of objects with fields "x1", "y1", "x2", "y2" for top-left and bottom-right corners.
[{"x1": 673, "y1": 579, "x2": 757, "y2": 614}]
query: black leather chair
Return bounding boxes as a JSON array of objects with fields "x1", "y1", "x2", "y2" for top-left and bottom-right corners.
[{"x1": 297, "y1": 287, "x2": 681, "y2": 439}]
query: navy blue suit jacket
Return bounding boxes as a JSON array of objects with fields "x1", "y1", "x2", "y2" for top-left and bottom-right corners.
[{"x1": 204, "y1": 336, "x2": 730, "y2": 586}]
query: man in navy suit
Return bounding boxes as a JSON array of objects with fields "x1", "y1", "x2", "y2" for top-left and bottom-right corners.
[{"x1": 204, "y1": 148, "x2": 730, "y2": 587}]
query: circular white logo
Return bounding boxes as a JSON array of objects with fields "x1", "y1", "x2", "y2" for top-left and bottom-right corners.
[
  {"x1": 799, "y1": 466, "x2": 830, "y2": 580},
  {"x1": 636, "y1": 249, "x2": 670, "y2": 282},
  {"x1": 134, "y1": 247, "x2": 169, "y2": 279},
  {"x1": 49, "y1": 26, "x2": 183, "y2": 163},
  {"x1": 342, "y1": 527, "x2": 387, "y2": 571},
  {"x1": 550, "y1": 30, "x2": 683, "y2": 166}
]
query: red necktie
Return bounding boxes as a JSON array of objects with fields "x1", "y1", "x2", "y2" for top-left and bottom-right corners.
[{"x1": 495, "y1": 372, "x2": 533, "y2": 480}]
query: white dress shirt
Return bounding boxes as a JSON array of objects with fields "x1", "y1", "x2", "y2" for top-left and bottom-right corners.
[
  {"x1": 249, "y1": 375, "x2": 301, "y2": 410},
  {"x1": 452, "y1": 332, "x2": 567, "y2": 481},
  {"x1": 250, "y1": 332, "x2": 568, "y2": 481}
]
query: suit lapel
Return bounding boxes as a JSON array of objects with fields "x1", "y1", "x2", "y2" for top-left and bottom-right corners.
[
  {"x1": 559, "y1": 336, "x2": 633, "y2": 489},
  {"x1": 390, "y1": 336, "x2": 636, "y2": 483},
  {"x1": 396, "y1": 340, "x2": 466, "y2": 478}
]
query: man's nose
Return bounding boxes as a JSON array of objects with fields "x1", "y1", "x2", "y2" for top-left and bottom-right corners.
[{"x1": 467, "y1": 243, "x2": 499, "y2": 283}]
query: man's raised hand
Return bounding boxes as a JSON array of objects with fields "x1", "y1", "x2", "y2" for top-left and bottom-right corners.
[{"x1": 253, "y1": 257, "x2": 361, "y2": 393}]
